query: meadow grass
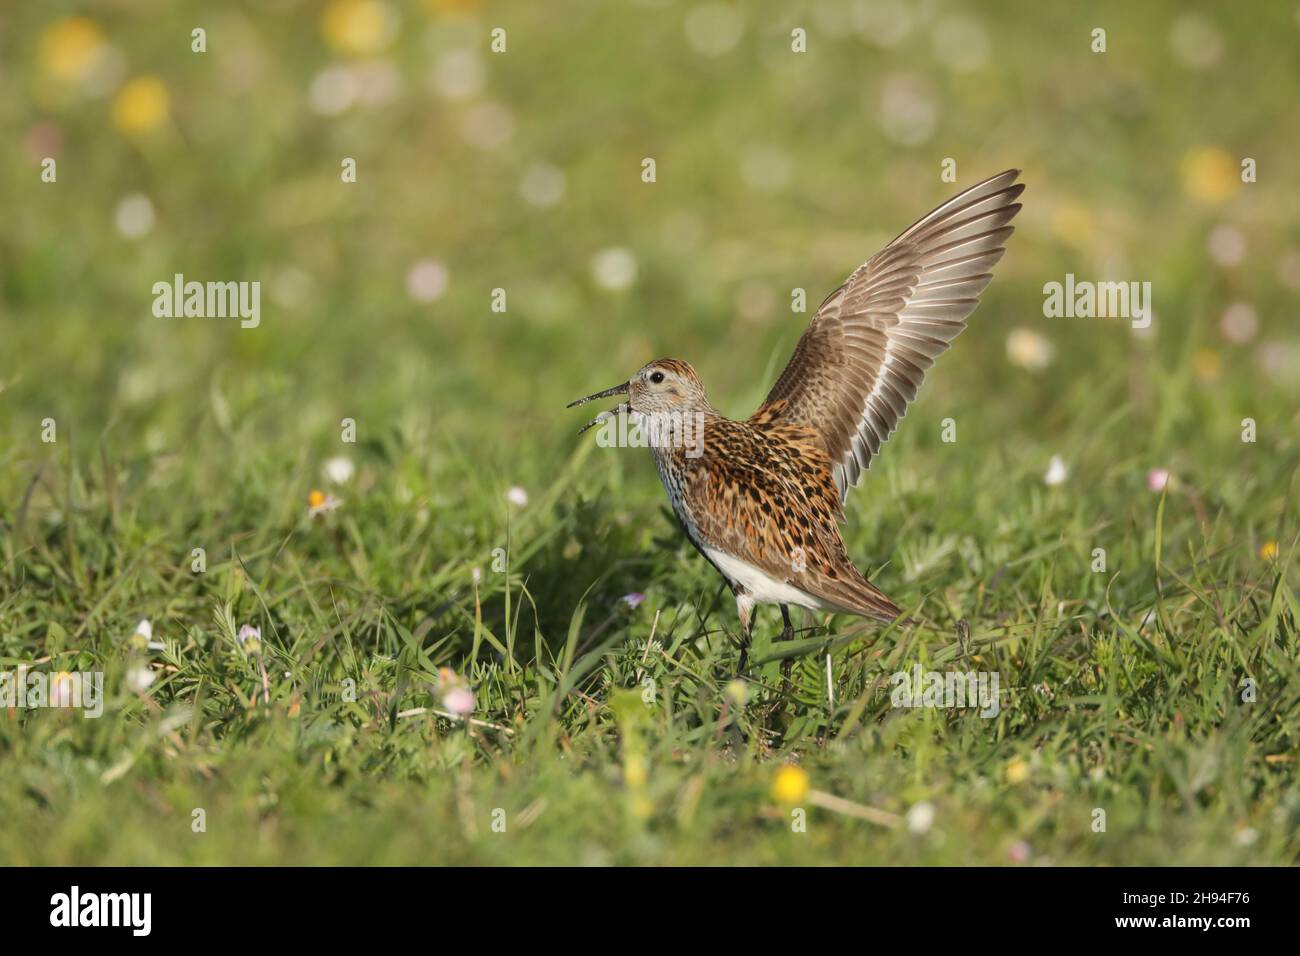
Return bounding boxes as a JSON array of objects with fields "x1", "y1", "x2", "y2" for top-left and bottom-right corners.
[
  {"x1": 2, "y1": 375, "x2": 1297, "y2": 865},
  {"x1": 2, "y1": 1, "x2": 1299, "y2": 864}
]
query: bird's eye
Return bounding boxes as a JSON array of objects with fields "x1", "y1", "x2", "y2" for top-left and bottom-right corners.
[{"x1": 649, "y1": 371, "x2": 665, "y2": 384}]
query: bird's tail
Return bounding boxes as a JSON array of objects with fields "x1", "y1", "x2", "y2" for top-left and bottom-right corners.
[{"x1": 812, "y1": 568, "x2": 902, "y2": 624}]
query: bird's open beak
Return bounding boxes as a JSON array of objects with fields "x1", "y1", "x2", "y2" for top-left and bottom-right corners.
[{"x1": 567, "y1": 381, "x2": 630, "y2": 435}]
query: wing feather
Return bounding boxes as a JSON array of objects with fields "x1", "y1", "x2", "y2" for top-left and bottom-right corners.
[{"x1": 757, "y1": 170, "x2": 1024, "y2": 502}]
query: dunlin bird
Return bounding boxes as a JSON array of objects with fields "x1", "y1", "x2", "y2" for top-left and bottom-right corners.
[{"x1": 570, "y1": 170, "x2": 1023, "y2": 668}]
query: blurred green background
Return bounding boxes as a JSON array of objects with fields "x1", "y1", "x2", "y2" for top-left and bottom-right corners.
[
  {"x1": 1, "y1": 1, "x2": 1298, "y2": 865},
  {"x1": 4, "y1": 0, "x2": 1298, "y2": 457}
]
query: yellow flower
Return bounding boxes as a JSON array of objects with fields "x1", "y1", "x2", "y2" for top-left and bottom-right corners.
[
  {"x1": 39, "y1": 16, "x2": 105, "y2": 81},
  {"x1": 1049, "y1": 200, "x2": 1093, "y2": 248},
  {"x1": 1191, "y1": 348, "x2": 1222, "y2": 384},
  {"x1": 771, "y1": 764, "x2": 809, "y2": 805},
  {"x1": 112, "y1": 76, "x2": 169, "y2": 134},
  {"x1": 1259, "y1": 540, "x2": 1278, "y2": 560},
  {"x1": 1005, "y1": 758, "x2": 1030, "y2": 785},
  {"x1": 624, "y1": 754, "x2": 648, "y2": 789},
  {"x1": 321, "y1": 0, "x2": 396, "y2": 56},
  {"x1": 1181, "y1": 147, "x2": 1239, "y2": 205},
  {"x1": 723, "y1": 678, "x2": 747, "y2": 707}
]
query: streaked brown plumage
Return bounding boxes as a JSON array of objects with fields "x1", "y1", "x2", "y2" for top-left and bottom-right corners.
[{"x1": 569, "y1": 170, "x2": 1024, "y2": 667}]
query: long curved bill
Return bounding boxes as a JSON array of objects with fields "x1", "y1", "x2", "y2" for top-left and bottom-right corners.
[{"x1": 567, "y1": 382, "x2": 630, "y2": 435}]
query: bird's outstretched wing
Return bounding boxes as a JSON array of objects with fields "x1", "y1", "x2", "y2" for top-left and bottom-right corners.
[{"x1": 757, "y1": 169, "x2": 1024, "y2": 502}]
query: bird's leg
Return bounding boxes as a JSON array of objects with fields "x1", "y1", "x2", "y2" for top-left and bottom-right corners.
[
  {"x1": 735, "y1": 592, "x2": 753, "y2": 675},
  {"x1": 779, "y1": 604, "x2": 795, "y2": 684}
]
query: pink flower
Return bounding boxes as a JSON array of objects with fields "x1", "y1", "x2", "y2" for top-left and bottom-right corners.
[
  {"x1": 441, "y1": 686, "x2": 475, "y2": 717},
  {"x1": 1147, "y1": 469, "x2": 1173, "y2": 492},
  {"x1": 621, "y1": 592, "x2": 646, "y2": 609},
  {"x1": 436, "y1": 667, "x2": 475, "y2": 718}
]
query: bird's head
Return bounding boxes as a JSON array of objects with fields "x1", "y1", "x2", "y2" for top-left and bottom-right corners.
[{"x1": 568, "y1": 358, "x2": 712, "y2": 434}]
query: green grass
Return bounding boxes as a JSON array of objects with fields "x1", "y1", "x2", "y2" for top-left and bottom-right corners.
[{"x1": 2, "y1": 0, "x2": 1299, "y2": 865}]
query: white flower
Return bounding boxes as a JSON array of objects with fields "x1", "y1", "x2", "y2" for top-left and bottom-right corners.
[
  {"x1": 1220, "y1": 302, "x2": 1258, "y2": 344},
  {"x1": 590, "y1": 247, "x2": 637, "y2": 292},
  {"x1": 1277, "y1": 250, "x2": 1300, "y2": 290},
  {"x1": 309, "y1": 65, "x2": 357, "y2": 116},
  {"x1": 430, "y1": 48, "x2": 484, "y2": 101},
  {"x1": 236, "y1": 624, "x2": 262, "y2": 652},
  {"x1": 1043, "y1": 455, "x2": 1068, "y2": 487},
  {"x1": 405, "y1": 259, "x2": 449, "y2": 303},
  {"x1": 50, "y1": 672, "x2": 76, "y2": 707},
  {"x1": 906, "y1": 801, "x2": 935, "y2": 834},
  {"x1": 322, "y1": 456, "x2": 354, "y2": 484},
  {"x1": 129, "y1": 618, "x2": 164, "y2": 651},
  {"x1": 1169, "y1": 14, "x2": 1222, "y2": 70},
  {"x1": 519, "y1": 163, "x2": 566, "y2": 208},
  {"x1": 505, "y1": 486, "x2": 528, "y2": 507},
  {"x1": 114, "y1": 194, "x2": 155, "y2": 239},
  {"x1": 308, "y1": 491, "x2": 342, "y2": 516},
  {"x1": 877, "y1": 74, "x2": 937, "y2": 146},
  {"x1": 127, "y1": 666, "x2": 156, "y2": 693},
  {"x1": 1006, "y1": 327, "x2": 1054, "y2": 371},
  {"x1": 353, "y1": 60, "x2": 401, "y2": 107},
  {"x1": 1207, "y1": 225, "x2": 1245, "y2": 267}
]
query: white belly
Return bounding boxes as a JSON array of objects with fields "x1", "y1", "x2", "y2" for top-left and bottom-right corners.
[{"x1": 701, "y1": 545, "x2": 829, "y2": 611}]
